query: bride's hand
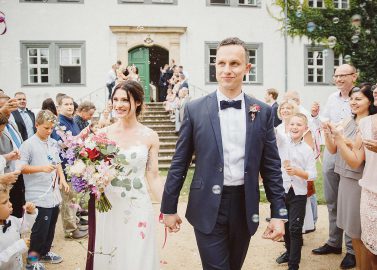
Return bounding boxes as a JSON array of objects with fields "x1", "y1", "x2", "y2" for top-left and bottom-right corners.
[{"x1": 163, "y1": 214, "x2": 182, "y2": 233}]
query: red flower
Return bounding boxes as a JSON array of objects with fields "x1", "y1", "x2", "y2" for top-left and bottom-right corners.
[
  {"x1": 249, "y1": 104, "x2": 261, "y2": 121},
  {"x1": 86, "y1": 148, "x2": 100, "y2": 160}
]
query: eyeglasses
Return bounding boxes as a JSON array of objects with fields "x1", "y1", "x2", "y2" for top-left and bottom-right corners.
[{"x1": 332, "y1": 73, "x2": 354, "y2": 80}]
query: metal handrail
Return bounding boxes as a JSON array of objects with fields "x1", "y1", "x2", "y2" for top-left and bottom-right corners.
[
  {"x1": 188, "y1": 83, "x2": 209, "y2": 99},
  {"x1": 77, "y1": 86, "x2": 107, "y2": 111}
]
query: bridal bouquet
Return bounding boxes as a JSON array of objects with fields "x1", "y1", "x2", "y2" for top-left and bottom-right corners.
[{"x1": 56, "y1": 128, "x2": 126, "y2": 212}]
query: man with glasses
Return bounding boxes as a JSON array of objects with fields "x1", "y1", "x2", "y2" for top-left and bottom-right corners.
[{"x1": 311, "y1": 64, "x2": 357, "y2": 269}]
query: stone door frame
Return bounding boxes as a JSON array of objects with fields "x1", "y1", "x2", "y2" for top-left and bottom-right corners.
[{"x1": 109, "y1": 26, "x2": 187, "y2": 66}]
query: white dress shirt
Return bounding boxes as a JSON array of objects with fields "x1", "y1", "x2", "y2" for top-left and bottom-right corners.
[
  {"x1": 216, "y1": 90, "x2": 246, "y2": 186},
  {"x1": 322, "y1": 91, "x2": 352, "y2": 124},
  {"x1": 275, "y1": 128, "x2": 317, "y2": 195},
  {"x1": 0, "y1": 211, "x2": 37, "y2": 270}
]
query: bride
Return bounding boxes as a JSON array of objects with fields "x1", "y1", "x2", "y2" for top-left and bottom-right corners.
[{"x1": 94, "y1": 80, "x2": 164, "y2": 269}]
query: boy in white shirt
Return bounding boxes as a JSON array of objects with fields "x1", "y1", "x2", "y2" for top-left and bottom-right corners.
[
  {"x1": 0, "y1": 184, "x2": 37, "y2": 270},
  {"x1": 275, "y1": 113, "x2": 317, "y2": 270}
]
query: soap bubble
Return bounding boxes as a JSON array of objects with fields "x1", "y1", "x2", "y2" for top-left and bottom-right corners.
[
  {"x1": 307, "y1": 22, "x2": 316, "y2": 33},
  {"x1": 344, "y1": 55, "x2": 351, "y2": 63},
  {"x1": 332, "y1": 17, "x2": 339, "y2": 24},
  {"x1": 351, "y1": 35, "x2": 359, "y2": 44}
]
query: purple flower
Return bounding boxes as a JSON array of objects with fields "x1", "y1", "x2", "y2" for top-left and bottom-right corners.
[{"x1": 71, "y1": 176, "x2": 87, "y2": 193}]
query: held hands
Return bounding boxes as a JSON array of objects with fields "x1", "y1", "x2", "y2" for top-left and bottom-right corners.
[
  {"x1": 23, "y1": 202, "x2": 36, "y2": 214},
  {"x1": 163, "y1": 214, "x2": 182, "y2": 233},
  {"x1": 262, "y1": 219, "x2": 285, "y2": 241}
]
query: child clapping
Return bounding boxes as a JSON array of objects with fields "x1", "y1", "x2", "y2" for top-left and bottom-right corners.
[{"x1": 0, "y1": 184, "x2": 37, "y2": 269}]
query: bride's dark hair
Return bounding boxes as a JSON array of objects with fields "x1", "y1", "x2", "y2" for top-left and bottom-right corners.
[{"x1": 111, "y1": 80, "x2": 144, "y2": 117}]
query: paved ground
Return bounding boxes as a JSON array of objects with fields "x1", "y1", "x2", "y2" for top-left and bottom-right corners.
[{"x1": 47, "y1": 203, "x2": 353, "y2": 270}]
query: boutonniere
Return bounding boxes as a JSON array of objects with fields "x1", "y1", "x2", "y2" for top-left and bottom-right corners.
[{"x1": 249, "y1": 104, "x2": 261, "y2": 121}]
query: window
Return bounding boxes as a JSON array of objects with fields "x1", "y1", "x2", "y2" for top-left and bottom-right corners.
[
  {"x1": 27, "y1": 48, "x2": 49, "y2": 84},
  {"x1": 208, "y1": 0, "x2": 260, "y2": 7},
  {"x1": 59, "y1": 48, "x2": 82, "y2": 83},
  {"x1": 21, "y1": 41, "x2": 85, "y2": 86},
  {"x1": 210, "y1": 0, "x2": 229, "y2": 4},
  {"x1": 239, "y1": 0, "x2": 256, "y2": 6},
  {"x1": 334, "y1": 54, "x2": 346, "y2": 74},
  {"x1": 305, "y1": 45, "x2": 340, "y2": 84},
  {"x1": 21, "y1": 0, "x2": 83, "y2": 3},
  {"x1": 119, "y1": 0, "x2": 177, "y2": 4},
  {"x1": 244, "y1": 49, "x2": 257, "y2": 82},
  {"x1": 307, "y1": 50, "x2": 324, "y2": 83},
  {"x1": 205, "y1": 42, "x2": 263, "y2": 84},
  {"x1": 333, "y1": 0, "x2": 348, "y2": 9},
  {"x1": 308, "y1": 0, "x2": 323, "y2": 8}
]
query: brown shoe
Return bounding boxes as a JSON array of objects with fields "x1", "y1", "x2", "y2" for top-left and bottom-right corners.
[{"x1": 65, "y1": 229, "x2": 88, "y2": 240}]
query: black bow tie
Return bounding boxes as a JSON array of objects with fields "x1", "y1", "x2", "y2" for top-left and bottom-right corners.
[
  {"x1": 220, "y1": 100, "x2": 242, "y2": 110},
  {"x1": 2, "y1": 220, "x2": 11, "y2": 233}
]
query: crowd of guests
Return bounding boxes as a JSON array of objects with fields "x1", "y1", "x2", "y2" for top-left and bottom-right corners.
[
  {"x1": 159, "y1": 61, "x2": 190, "y2": 132},
  {"x1": 1, "y1": 62, "x2": 377, "y2": 270},
  {"x1": 0, "y1": 89, "x2": 114, "y2": 269},
  {"x1": 106, "y1": 60, "x2": 141, "y2": 100},
  {"x1": 267, "y1": 64, "x2": 377, "y2": 270}
]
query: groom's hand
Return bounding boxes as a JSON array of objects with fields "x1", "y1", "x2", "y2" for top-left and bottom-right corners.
[
  {"x1": 163, "y1": 214, "x2": 182, "y2": 233},
  {"x1": 262, "y1": 219, "x2": 285, "y2": 241}
]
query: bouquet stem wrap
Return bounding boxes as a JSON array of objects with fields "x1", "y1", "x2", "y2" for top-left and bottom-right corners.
[{"x1": 86, "y1": 194, "x2": 96, "y2": 270}]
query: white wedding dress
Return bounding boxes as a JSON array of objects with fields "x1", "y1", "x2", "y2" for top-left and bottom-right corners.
[{"x1": 94, "y1": 144, "x2": 159, "y2": 269}]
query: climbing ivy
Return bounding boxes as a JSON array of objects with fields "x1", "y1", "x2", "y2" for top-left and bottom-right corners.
[{"x1": 272, "y1": 0, "x2": 377, "y2": 83}]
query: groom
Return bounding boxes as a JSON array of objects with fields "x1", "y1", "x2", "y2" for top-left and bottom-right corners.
[{"x1": 161, "y1": 37, "x2": 287, "y2": 270}]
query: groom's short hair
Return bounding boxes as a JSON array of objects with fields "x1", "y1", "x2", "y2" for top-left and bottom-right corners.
[{"x1": 217, "y1": 37, "x2": 249, "y2": 64}]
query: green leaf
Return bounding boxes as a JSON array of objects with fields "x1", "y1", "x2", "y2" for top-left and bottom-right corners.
[{"x1": 133, "y1": 178, "x2": 143, "y2": 189}]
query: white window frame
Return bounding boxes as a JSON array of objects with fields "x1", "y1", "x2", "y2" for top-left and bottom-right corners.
[
  {"x1": 21, "y1": 0, "x2": 83, "y2": 3},
  {"x1": 205, "y1": 42, "x2": 263, "y2": 84},
  {"x1": 333, "y1": 0, "x2": 348, "y2": 9},
  {"x1": 244, "y1": 49, "x2": 257, "y2": 83},
  {"x1": 27, "y1": 48, "x2": 50, "y2": 85},
  {"x1": 239, "y1": 0, "x2": 256, "y2": 6},
  {"x1": 308, "y1": 0, "x2": 324, "y2": 8},
  {"x1": 307, "y1": 50, "x2": 325, "y2": 83},
  {"x1": 20, "y1": 41, "x2": 86, "y2": 87}
]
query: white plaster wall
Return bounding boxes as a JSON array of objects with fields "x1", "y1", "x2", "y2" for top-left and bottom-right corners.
[{"x1": 0, "y1": 0, "x2": 337, "y2": 111}]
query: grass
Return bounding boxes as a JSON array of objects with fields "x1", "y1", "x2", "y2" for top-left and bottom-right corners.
[{"x1": 161, "y1": 161, "x2": 327, "y2": 205}]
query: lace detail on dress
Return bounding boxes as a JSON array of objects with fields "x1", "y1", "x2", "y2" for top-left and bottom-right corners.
[{"x1": 360, "y1": 188, "x2": 377, "y2": 255}]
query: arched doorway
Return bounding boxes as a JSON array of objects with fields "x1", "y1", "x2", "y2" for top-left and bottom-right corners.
[{"x1": 128, "y1": 45, "x2": 169, "y2": 102}]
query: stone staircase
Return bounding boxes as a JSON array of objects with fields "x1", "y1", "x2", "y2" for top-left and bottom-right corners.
[{"x1": 141, "y1": 102, "x2": 177, "y2": 170}]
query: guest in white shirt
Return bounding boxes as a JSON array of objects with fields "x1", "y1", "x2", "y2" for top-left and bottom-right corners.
[
  {"x1": 0, "y1": 184, "x2": 37, "y2": 270},
  {"x1": 275, "y1": 113, "x2": 317, "y2": 270},
  {"x1": 311, "y1": 64, "x2": 357, "y2": 269}
]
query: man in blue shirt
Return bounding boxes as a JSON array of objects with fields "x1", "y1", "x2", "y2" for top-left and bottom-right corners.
[{"x1": 51, "y1": 95, "x2": 87, "y2": 239}]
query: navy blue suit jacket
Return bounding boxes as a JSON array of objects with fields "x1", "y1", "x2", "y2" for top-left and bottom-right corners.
[{"x1": 161, "y1": 91, "x2": 287, "y2": 235}]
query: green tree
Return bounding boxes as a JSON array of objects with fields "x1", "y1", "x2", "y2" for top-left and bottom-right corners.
[{"x1": 273, "y1": 0, "x2": 377, "y2": 83}]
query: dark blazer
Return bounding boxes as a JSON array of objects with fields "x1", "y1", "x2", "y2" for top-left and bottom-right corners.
[
  {"x1": 11, "y1": 109, "x2": 36, "y2": 141},
  {"x1": 272, "y1": 102, "x2": 282, "y2": 127},
  {"x1": 161, "y1": 91, "x2": 287, "y2": 235}
]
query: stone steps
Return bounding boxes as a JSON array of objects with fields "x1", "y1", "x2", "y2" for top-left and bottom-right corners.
[{"x1": 143, "y1": 102, "x2": 179, "y2": 169}]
